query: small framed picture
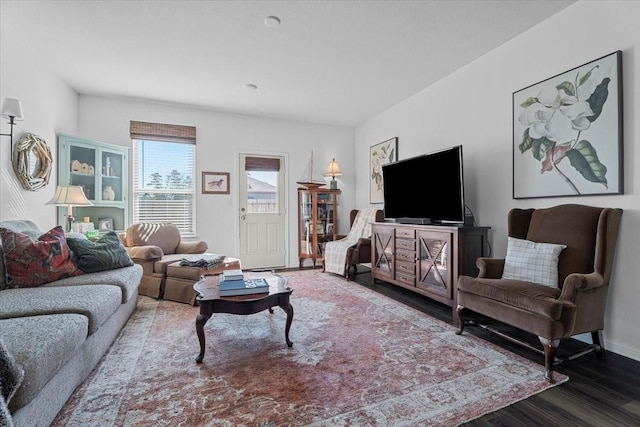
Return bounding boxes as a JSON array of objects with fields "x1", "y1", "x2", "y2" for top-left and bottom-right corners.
[
  {"x1": 98, "y1": 217, "x2": 113, "y2": 231},
  {"x1": 202, "y1": 172, "x2": 230, "y2": 194}
]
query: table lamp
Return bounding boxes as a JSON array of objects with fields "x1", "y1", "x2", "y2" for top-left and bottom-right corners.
[
  {"x1": 324, "y1": 158, "x2": 343, "y2": 189},
  {"x1": 46, "y1": 185, "x2": 93, "y2": 231}
]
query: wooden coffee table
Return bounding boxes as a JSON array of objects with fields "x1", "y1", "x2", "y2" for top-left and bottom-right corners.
[{"x1": 193, "y1": 272, "x2": 293, "y2": 363}]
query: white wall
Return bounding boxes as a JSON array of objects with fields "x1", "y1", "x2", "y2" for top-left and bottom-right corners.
[
  {"x1": 77, "y1": 95, "x2": 355, "y2": 268},
  {"x1": 0, "y1": 13, "x2": 78, "y2": 229},
  {"x1": 355, "y1": 1, "x2": 640, "y2": 361}
]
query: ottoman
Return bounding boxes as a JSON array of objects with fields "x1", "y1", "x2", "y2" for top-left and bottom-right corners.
[{"x1": 164, "y1": 256, "x2": 241, "y2": 305}]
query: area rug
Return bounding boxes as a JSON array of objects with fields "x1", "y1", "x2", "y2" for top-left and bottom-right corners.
[{"x1": 52, "y1": 270, "x2": 566, "y2": 426}]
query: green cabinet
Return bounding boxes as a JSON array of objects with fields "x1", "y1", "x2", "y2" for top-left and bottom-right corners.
[{"x1": 57, "y1": 133, "x2": 129, "y2": 233}]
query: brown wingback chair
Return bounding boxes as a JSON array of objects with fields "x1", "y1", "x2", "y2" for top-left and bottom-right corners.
[
  {"x1": 120, "y1": 222, "x2": 208, "y2": 298},
  {"x1": 323, "y1": 208, "x2": 384, "y2": 279},
  {"x1": 456, "y1": 204, "x2": 623, "y2": 383}
]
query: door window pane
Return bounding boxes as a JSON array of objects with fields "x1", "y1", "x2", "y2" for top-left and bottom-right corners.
[{"x1": 247, "y1": 171, "x2": 277, "y2": 213}]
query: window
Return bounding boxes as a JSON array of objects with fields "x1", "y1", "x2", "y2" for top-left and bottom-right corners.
[
  {"x1": 130, "y1": 121, "x2": 196, "y2": 236},
  {"x1": 245, "y1": 156, "x2": 280, "y2": 214}
]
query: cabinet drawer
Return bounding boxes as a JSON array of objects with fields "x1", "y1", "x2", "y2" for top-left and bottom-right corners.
[
  {"x1": 396, "y1": 228, "x2": 415, "y2": 239},
  {"x1": 396, "y1": 261, "x2": 415, "y2": 275},
  {"x1": 396, "y1": 272, "x2": 416, "y2": 286},
  {"x1": 395, "y1": 249, "x2": 415, "y2": 263},
  {"x1": 395, "y1": 238, "x2": 415, "y2": 251}
]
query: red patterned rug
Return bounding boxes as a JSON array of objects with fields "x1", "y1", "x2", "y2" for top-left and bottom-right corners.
[{"x1": 52, "y1": 270, "x2": 566, "y2": 426}]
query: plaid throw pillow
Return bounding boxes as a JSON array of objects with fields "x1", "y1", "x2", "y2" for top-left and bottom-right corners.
[
  {"x1": 67, "y1": 231, "x2": 134, "y2": 273},
  {"x1": 0, "y1": 226, "x2": 82, "y2": 288},
  {"x1": 501, "y1": 237, "x2": 567, "y2": 287}
]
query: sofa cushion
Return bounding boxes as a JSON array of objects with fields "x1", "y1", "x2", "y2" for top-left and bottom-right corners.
[
  {"x1": 502, "y1": 237, "x2": 566, "y2": 287},
  {"x1": 458, "y1": 276, "x2": 563, "y2": 320},
  {"x1": 0, "y1": 314, "x2": 88, "y2": 411},
  {"x1": 67, "y1": 231, "x2": 134, "y2": 273},
  {"x1": 0, "y1": 285, "x2": 121, "y2": 334},
  {"x1": 41, "y1": 265, "x2": 142, "y2": 303},
  {"x1": 0, "y1": 226, "x2": 82, "y2": 288}
]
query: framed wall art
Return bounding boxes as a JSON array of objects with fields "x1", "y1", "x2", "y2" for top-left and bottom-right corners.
[
  {"x1": 202, "y1": 172, "x2": 230, "y2": 194},
  {"x1": 370, "y1": 137, "x2": 398, "y2": 204},
  {"x1": 98, "y1": 217, "x2": 113, "y2": 231},
  {"x1": 513, "y1": 50, "x2": 622, "y2": 199}
]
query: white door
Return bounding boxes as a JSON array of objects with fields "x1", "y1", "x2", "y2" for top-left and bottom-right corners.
[{"x1": 238, "y1": 154, "x2": 287, "y2": 269}]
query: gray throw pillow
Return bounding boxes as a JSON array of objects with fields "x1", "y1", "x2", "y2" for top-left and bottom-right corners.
[{"x1": 67, "y1": 231, "x2": 134, "y2": 273}]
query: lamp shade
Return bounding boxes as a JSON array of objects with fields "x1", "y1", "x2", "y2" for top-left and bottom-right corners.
[
  {"x1": 1, "y1": 98, "x2": 24, "y2": 121},
  {"x1": 324, "y1": 158, "x2": 343, "y2": 177},
  {"x1": 46, "y1": 185, "x2": 93, "y2": 206}
]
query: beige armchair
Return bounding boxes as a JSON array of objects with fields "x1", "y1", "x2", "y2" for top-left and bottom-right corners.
[
  {"x1": 120, "y1": 222, "x2": 208, "y2": 298},
  {"x1": 456, "y1": 204, "x2": 623, "y2": 383}
]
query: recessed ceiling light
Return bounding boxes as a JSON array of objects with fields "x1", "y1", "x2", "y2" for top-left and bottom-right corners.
[
  {"x1": 244, "y1": 83, "x2": 258, "y2": 91},
  {"x1": 264, "y1": 16, "x2": 281, "y2": 28}
]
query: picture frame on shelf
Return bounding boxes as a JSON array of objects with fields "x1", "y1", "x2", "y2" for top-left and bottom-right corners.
[
  {"x1": 370, "y1": 137, "x2": 398, "y2": 204},
  {"x1": 98, "y1": 217, "x2": 113, "y2": 231},
  {"x1": 202, "y1": 172, "x2": 230, "y2": 194},
  {"x1": 512, "y1": 50, "x2": 623, "y2": 199}
]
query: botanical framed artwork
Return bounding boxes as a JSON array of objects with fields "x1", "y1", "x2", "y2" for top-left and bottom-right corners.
[
  {"x1": 513, "y1": 50, "x2": 623, "y2": 199},
  {"x1": 202, "y1": 172, "x2": 230, "y2": 194},
  {"x1": 370, "y1": 137, "x2": 398, "y2": 204}
]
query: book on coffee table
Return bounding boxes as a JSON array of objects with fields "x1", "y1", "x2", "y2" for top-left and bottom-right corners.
[
  {"x1": 219, "y1": 278, "x2": 269, "y2": 296},
  {"x1": 221, "y1": 269, "x2": 244, "y2": 281}
]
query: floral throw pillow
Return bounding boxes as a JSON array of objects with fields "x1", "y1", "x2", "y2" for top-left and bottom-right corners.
[{"x1": 0, "y1": 225, "x2": 82, "y2": 288}]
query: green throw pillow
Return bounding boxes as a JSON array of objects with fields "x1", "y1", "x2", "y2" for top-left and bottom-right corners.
[{"x1": 67, "y1": 231, "x2": 134, "y2": 273}]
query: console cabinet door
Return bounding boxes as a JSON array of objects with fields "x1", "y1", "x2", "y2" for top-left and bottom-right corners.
[
  {"x1": 372, "y1": 224, "x2": 394, "y2": 279},
  {"x1": 416, "y1": 230, "x2": 453, "y2": 299}
]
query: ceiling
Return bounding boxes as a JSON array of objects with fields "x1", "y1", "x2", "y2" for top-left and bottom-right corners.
[{"x1": 2, "y1": 0, "x2": 575, "y2": 127}]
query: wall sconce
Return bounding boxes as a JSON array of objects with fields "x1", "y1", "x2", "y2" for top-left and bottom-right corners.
[
  {"x1": 0, "y1": 98, "x2": 25, "y2": 153},
  {"x1": 46, "y1": 185, "x2": 93, "y2": 232},
  {"x1": 324, "y1": 158, "x2": 343, "y2": 190}
]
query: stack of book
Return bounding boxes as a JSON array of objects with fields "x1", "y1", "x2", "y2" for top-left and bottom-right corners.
[{"x1": 219, "y1": 269, "x2": 269, "y2": 296}]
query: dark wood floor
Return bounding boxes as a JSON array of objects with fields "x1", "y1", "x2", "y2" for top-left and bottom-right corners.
[{"x1": 343, "y1": 268, "x2": 640, "y2": 427}]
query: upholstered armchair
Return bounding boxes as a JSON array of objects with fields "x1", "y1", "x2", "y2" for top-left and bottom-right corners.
[
  {"x1": 323, "y1": 208, "x2": 384, "y2": 279},
  {"x1": 456, "y1": 204, "x2": 623, "y2": 383},
  {"x1": 120, "y1": 223, "x2": 208, "y2": 298}
]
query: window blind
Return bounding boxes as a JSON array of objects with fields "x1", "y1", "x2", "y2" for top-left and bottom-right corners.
[
  {"x1": 245, "y1": 156, "x2": 280, "y2": 171},
  {"x1": 130, "y1": 120, "x2": 196, "y2": 144}
]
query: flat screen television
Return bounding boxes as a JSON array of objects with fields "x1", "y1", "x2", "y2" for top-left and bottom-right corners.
[{"x1": 382, "y1": 145, "x2": 465, "y2": 225}]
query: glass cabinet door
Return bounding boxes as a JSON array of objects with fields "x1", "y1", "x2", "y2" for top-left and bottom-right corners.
[
  {"x1": 373, "y1": 225, "x2": 394, "y2": 278},
  {"x1": 416, "y1": 231, "x2": 452, "y2": 298},
  {"x1": 298, "y1": 191, "x2": 314, "y2": 258},
  {"x1": 68, "y1": 144, "x2": 97, "y2": 201},
  {"x1": 100, "y1": 149, "x2": 124, "y2": 203}
]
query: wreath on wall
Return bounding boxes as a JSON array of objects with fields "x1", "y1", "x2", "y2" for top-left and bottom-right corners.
[{"x1": 12, "y1": 133, "x2": 52, "y2": 191}]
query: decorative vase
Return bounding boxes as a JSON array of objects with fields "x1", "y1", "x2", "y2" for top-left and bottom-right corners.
[{"x1": 102, "y1": 186, "x2": 115, "y2": 201}]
